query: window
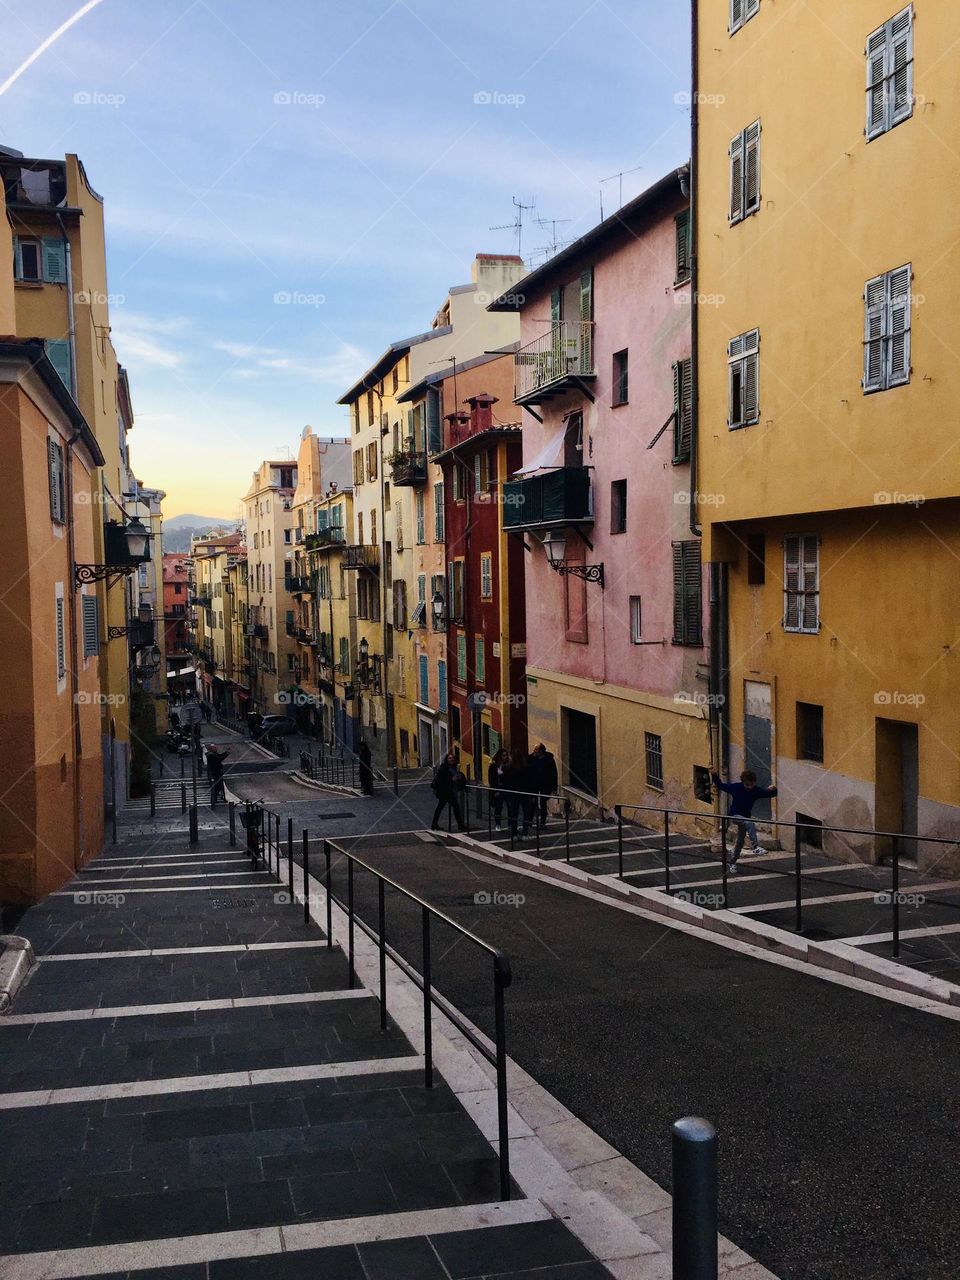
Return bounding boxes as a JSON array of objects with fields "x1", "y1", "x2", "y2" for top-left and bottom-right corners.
[
  {"x1": 867, "y1": 7, "x2": 914, "y2": 140},
  {"x1": 480, "y1": 553, "x2": 493, "y2": 599},
  {"x1": 434, "y1": 483, "x2": 445, "y2": 541},
  {"x1": 747, "y1": 534, "x2": 766, "y2": 585},
  {"x1": 675, "y1": 209, "x2": 692, "y2": 283},
  {"x1": 415, "y1": 491, "x2": 425, "y2": 543},
  {"x1": 366, "y1": 442, "x2": 378, "y2": 482},
  {"x1": 353, "y1": 450, "x2": 364, "y2": 486},
  {"x1": 728, "y1": 329, "x2": 760, "y2": 428},
  {"x1": 449, "y1": 560, "x2": 465, "y2": 623},
  {"x1": 357, "y1": 512, "x2": 364, "y2": 544},
  {"x1": 418, "y1": 655, "x2": 429, "y2": 705},
  {"x1": 729, "y1": 0, "x2": 759, "y2": 35},
  {"x1": 392, "y1": 367, "x2": 399, "y2": 394},
  {"x1": 673, "y1": 358, "x2": 693, "y2": 462},
  {"x1": 14, "y1": 236, "x2": 42, "y2": 281},
  {"x1": 730, "y1": 121, "x2": 761, "y2": 223},
  {"x1": 784, "y1": 535, "x2": 820, "y2": 634},
  {"x1": 612, "y1": 349, "x2": 629, "y2": 406},
  {"x1": 452, "y1": 463, "x2": 465, "y2": 501},
  {"x1": 370, "y1": 509, "x2": 377, "y2": 545},
  {"x1": 864, "y1": 265, "x2": 912, "y2": 392},
  {"x1": 392, "y1": 578, "x2": 407, "y2": 630},
  {"x1": 629, "y1": 595, "x2": 642, "y2": 643},
  {"x1": 174, "y1": 582, "x2": 183, "y2": 595},
  {"x1": 426, "y1": 388, "x2": 442, "y2": 455},
  {"x1": 55, "y1": 585, "x2": 66, "y2": 689},
  {"x1": 411, "y1": 574, "x2": 427, "y2": 627},
  {"x1": 287, "y1": 653, "x2": 295, "y2": 672},
  {"x1": 456, "y1": 633, "x2": 467, "y2": 683},
  {"x1": 438, "y1": 659, "x2": 448, "y2": 712},
  {"x1": 645, "y1": 732, "x2": 664, "y2": 790},
  {"x1": 672, "y1": 541, "x2": 702, "y2": 646},
  {"x1": 797, "y1": 702, "x2": 824, "y2": 763},
  {"x1": 610, "y1": 479, "x2": 627, "y2": 534},
  {"x1": 483, "y1": 724, "x2": 501, "y2": 759},
  {"x1": 474, "y1": 452, "x2": 489, "y2": 495},
  {"x1": 81, "y1": 594, "x2": 99, "y2": 659},
  {"x1": 352, "y1": 402, "x2": 360, "y2": 434},
  {"x1": 45, "y1": 339, "x2": 71, "y2": 390},
  {"x1": 47, "y1": 437, "x2": 65, "y2": 523},
  {"x1": 339, "y1": 636, "x2": 350, "y2": 676},
  {"x1": 475, "y1": 636, "x2": 485, "y2": 684},
  {"x1": 366, "y1": 391, "x2": 375, "y2": 426}
]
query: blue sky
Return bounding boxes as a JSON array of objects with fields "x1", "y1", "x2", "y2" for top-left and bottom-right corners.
[{"x1": 0, "y1": 0, "x2": 690, "y2": 516}]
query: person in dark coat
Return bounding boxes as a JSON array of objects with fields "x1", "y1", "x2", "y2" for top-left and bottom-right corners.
[
  {"x1": 357, "y1": 740, "x2": 374, "y2": 795},
  {"x1": 430, "y1": 752, "x2": 466, "y2": 831},
  {"x1": 503, "y1": 748, "x2": 532, "y2": 840},
  {"x1": 206, "y1": 746, "x2": 230, "y2": 805},
  {"x1": 528, "y1": 743, "x2": 558, "y2": 827},
  {"x1": 712, "y1": 769, "x2": 778, "y2": 869},
  {"x1": 487, "y1": 749, "x2": 508, "y2": 830}
]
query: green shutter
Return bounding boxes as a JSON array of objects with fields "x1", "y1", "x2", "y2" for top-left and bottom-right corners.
[
  {"x1": 675, "y1": 209, "x2": 691, "y2": 283},
  {"x1": 457, "y1": 634, "x2": 467, "y2": 682},
  {"x1": 578, "y1": 267, "x2": 593, "y2": 321},
  {"x1": 672, "y1": 541, "x2": 702, "y2": 646},
  {"x1": 550, "y1": 288, "x2": 561, "y2": 325},
  {"x1": 475, "y1": 636, "x2": 484, "y2": 684},
  {"x1": 44, "y1": 339, "x2": 72, "y2": 391},
  {"x1": 672, "y1": 359, "x2": 693, "y2": 463},
  {"x1": 42, "y1": 236, "x2": 67, "y2": 284},
  {"x1": 426, "y1": 387, "x2": 442, "y2": 454}
]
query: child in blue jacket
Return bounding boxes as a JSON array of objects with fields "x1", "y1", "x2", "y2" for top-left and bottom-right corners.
[{"x1": 711, "y1": 770, "x2": 777, "y2": 869}]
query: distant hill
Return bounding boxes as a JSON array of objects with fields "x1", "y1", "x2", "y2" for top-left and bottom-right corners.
[{"x1": 162, "y1": 514, "x2": 238, "y2": 553}]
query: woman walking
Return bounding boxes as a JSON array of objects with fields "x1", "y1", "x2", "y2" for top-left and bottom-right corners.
[{"x1": 487, "y1": 748, "x2": 509, "y2": 830}]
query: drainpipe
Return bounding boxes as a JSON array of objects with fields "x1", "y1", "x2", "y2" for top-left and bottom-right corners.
[
  {"x1": 64, "y1": 426, "x2": 85, "y2": 870},
  {"x1": 56, "y1": 214, "x2": 78, "y2": 400},
  {"x1": 687, "y1": 0, "x2": 701, "y2": 538}
]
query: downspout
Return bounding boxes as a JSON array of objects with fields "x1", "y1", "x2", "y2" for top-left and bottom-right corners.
[
  {"x1": 56, "y1": 214, "x2": 78, "y2": 400},
  {"x1": 64, "y1": 427, "x2": 84, "y2": 870},
  {"x1": 688, "y1": 0, "x2": 701, "y2": 539}
]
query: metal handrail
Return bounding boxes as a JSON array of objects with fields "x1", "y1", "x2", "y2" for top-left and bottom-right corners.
[
  {"x1": 464, "y1": 785, "x2": 960, "y2": 958},
  {"x1": 240, "y1": 800, "x2": 513, "y2": 1200}
]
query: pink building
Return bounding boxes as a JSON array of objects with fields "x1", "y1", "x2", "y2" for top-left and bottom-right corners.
[{"x1": 490, "y1": 169, "x2": 712, "y2": 818}]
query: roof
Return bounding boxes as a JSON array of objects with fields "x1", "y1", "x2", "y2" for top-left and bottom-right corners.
[
  {"x1": 487, "y1": 167, "x2": 688, "y2": 311},
  {"x1": 396, "y1": 345, "x2": 519, "y2": 404},
  {"x1": 337, "y1": 325, "x2": 453, "y2": 405},
  {"x1": 0, "y1": 337, "x2": 104, "y2": 465}
]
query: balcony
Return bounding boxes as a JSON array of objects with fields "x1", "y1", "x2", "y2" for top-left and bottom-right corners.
[
  {"x1": 514, "y1": 321, "x2": 596, "y2": 406},
  {"x1": 296, "y1": 627, "x2": 311, "y2": 645},
  {"x1": 191, "y1": 594, "x2": 211, "y2": 609},
  {"x1": 305, "y1": 526, "x2": 346, "y2": 552},
  {"x1": 343, "y1": 544, "x2": 381, "y2": 572},
  {"x1": 389, "y1": 449, "x2": 427, "y2": 487},
  {"x1": 502, "y1": 467, "x2": 594, "y2": 531},
  {"x1": 248, "y1": 623, "x2": 268, "y2": 640},
  {"x1": 284, "y1": 575, "x2": 311, "y2": 594},
  {"x1": 285, "y1": 620, "x2": 296, "y2": 638}
]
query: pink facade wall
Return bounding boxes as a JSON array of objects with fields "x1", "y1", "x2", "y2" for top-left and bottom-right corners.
[{"x1": 519, "y1": 186, "x2": 706, "y2": 699}]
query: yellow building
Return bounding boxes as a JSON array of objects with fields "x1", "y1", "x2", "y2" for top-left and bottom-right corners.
[{"x1": 696, "y1": 1, "x2": 960, "y2": 866}]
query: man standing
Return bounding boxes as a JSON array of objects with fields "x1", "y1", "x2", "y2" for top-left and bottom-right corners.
[
  {"x1": 357, "y1": 740, "x2": 374, "y2": 796},
  {"x1": 528, "y1": 743, "x2": 558, "y2": 828},
  {"x1": 711, "y1": 770, "x2": 777, "y2": 870},
  {"x1": 430, "y1": 752, "x2": 467, "y2": 831},
  {"x1": 206, "y1": 745, "x2": 230, "y2": 806}
]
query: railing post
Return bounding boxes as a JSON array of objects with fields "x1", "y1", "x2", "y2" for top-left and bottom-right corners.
[
  {"x1": 720, "y1": 816, "x2": 728, "y2": 908},
  {"x1": 276, "y1": 813, "x2": 282, "y2": 882},
  {"x1": 324, "y1": 840, "x2": 332, "y2": 947},
  {"x1": 616, "y1": 804, "x2": 623, "y2": 878},
  {"x1": 672, "y1": 1116, "x2": 718, "y2": 1280},
  {"x1": 422, "y1": 906, "x2": 433, "y2": 1090},
  {"x1": 564, "y1": 798, "x2": 571, "y2": 862},
  {"x1": 488, "y1": 787, "x2": 493, "y2": 837},
  {"x1": 393, "y1": 766, "x2": 399, "y2": 796},
  {"x1": 181, "y1": 783, "x2": 187, "y2": 814},
  {"x1": 302, "y1": 829, "x2": 310, "y2": 925},
  {"x1": 150, "y1": 785, "x2": 156, "y2": 818},
  {"x1": 664, "y1": 810, "x2": 671, "y2": 895},
  {"x1": 794, "y1": 823, "x2": 803, "y2": 934},
  {"x1": 180, "y1": 753, "x2": 185, "y2": 778},
  {"x1": 534, "y1": 794, "x2": 541, "y2": 856},
  {"x1": 287, "y1": 817, "x2": 294, "y2": 901},
  {"x1": 494, "y1": 953, "x2": 512, "y2": 1201},
  {"x1": 228, "y1": 801, "x2": 235, "y2": 847},
  {"x1": 347, "y1": 859, "x2": 355, "y2": 989},
  {"x1": 892, "y1": 844, "x2": 901, "y2": 958},
  {"x1": 189, "y1": 804, "x2": 198, "y2": 845},
  {"x1": 378, "y1": 877, "x2": 387, "y2": 1031}
]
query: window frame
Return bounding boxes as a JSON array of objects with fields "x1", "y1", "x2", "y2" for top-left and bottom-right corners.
[
  {"x1": 728, "y1": 329, "x2": 760, "y2": 429},
  {"x1": 866, "y1": 6, "x2": 914, "y2": 141},
  {"x1": 610, "y1": 479, "x2": 627, "y2": 535},
  {"x1": 796, "y1": 701, "x2": 825, "y2": 763},
  {"x1": 864, "y1": 264, "x2": 912, "y2": 392},
  {"x1": 480, "y1": 552, "x2": 493, "y2": 600},
  {"x1": 612, "y1": 349, "x2": 629, "y2": 407},
  {"x1": 645, "y1": 732, "x2": 664, "y2": 791},
  {"x1": 783, "y1": 534, "x2": 820, "y2": 635},
  {"x1": 729, "y1": 0, "x2": 760, "y2": 35},
  {"x1": 629, "y1": 595, "x2": 642, "y2": 644},
  {"x1": 729, "y1": 120, "x2": 761, "y2": 224}
]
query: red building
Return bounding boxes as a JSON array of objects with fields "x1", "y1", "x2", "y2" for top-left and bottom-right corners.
[
  {"x1": 162, "y1": 552, "x2": 190, "y2": 685},
  {"x1": 436, "y1": 367, "x2": 527, "y2": 784}
]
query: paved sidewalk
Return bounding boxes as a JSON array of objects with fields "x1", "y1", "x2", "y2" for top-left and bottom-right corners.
[{"x1": 0, "y1": 808, "x2": 614, "y2": 1278}]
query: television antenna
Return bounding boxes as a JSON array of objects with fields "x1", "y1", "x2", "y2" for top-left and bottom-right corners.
[
  {"x1": 528, "y1": 213, "x2": 574, "y2": 266},
  {"x1": 490, "y1": 196, "x2": 536, "y2": 259}
]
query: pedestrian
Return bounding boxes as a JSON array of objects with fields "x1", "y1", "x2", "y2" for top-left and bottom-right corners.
[
  {"x1": 206, "y1": 745, "x2": 230, "y2": 805},
  {"x1": 357, "y1": 740, "x2": 374, "y2": 796},
  {"x1": 203, "y1": 702, "x2": 212, "y2": 723},
  {"x1": 503, "y1": 748, "x2": 532, "y2": 840},
  {"x1": 528, "y1": 742, "x2": 558, "y2": 828},
  {"x1": 711, "y1": 769, "x2": 778, "y2": 870},
  {"x1": 487, "y1": 748, "x2": 509, "y2": 830},
  {"x1": 430, "y1": 751, "x2": 467, "y2": 831}
]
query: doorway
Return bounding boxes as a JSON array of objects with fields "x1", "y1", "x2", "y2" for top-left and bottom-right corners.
[
  {"x1": 876, "y1": 719, "x2": 919, "y2": 859},
  {"x1": 563, "y1": 707, "x2": 598, "y2": 796},
  {"x1": 743, "y1": 680, "x2": 774, "y2": 821},
  {"x1": 418, "y1": 717, "x2": 434, "y2": 768}
]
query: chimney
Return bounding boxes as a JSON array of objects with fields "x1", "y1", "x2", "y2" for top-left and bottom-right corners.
[{"x1": 466, "y1": 393, "x2": 497, "y2": 432}]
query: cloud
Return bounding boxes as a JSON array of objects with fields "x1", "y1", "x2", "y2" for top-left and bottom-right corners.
[
  {"x1": 214, "y1": 338, "x2": 368, "y2": 385},
  {"x1": 111, "y1": 312, "x2": 190, "y2": 369}
]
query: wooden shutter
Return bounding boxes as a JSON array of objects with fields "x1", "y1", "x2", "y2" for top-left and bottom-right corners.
[
  {"x1": 81, "y1": 595, "x2": 99, "y2": 658},
  {"x1": 434, "y1": 483, "x2": 444, "y2": 541},
  {"x1": 866, "y1": 24, "x2": 888, "y2": 139},
  {"x1": 579, "y1": 268, "x2": 593, "y2": 321},
  {"x1": 457, "y1": 634, "x2": 467, "y2": 682},
  {"x1": 55, "y1": 592, "x2": 66, "y2": 682},
  {"x1": 783, "y1": 536, "x2": 801, "y2": 630},
  {"x1": 744, "y1": 121, "x2": 761, "y2": 214},
  {"x1": 550, "y1": 288, "x2": 561, "y2": 326},
  {"x1": 672, "y1": 542, "x2": 702, "y2": 645},
  {"x1": 48, "y1": 438, "x2": 65, "y2": 522},
  {"x1": 426, "y1": 388, "x2": 442, "y2": 454},
  {"x1": 673, "y1": 358, "x2": 693, "y2": 461},
  {"x1": 864, "y1": 274, "x2": 887, "y2": 390},
  {"x1": 886, "y1": 264, "x2": 912, "y2": 386},
  {"x1": 475, "y1": 636, "x2": 485, "y2": 684},
  {"x1": 745, "y1": 0, "x2": 760, "y2": 17},
  {"x1": 801, "y1": 535, "x2": 820, "y2": 632},
  {"x1": 729, "y1": 131, "x2": 745, "y2": 222},
  {"x1": 675, "y1": 209, "x2": 691, "y2": 283},
  {"x1": 730, "y1": 0, "x2": 744, "y2": 32},
  {"x1": 743, "y1": 349, "x2": 759, "y2": 423},
  {"x1": 42, "y1": 236, "x2": 67, "y2": 283},
  {"x1": 45, "y1": 339, "x2": 72, "y2": 390},
  {"x1": 890, "y1": 7, "x2": 914, "y2": 127}
]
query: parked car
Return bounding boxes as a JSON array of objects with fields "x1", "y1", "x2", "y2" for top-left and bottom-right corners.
[{"x1": 255, "y1": 715, "x2": 298, "y2": 740}]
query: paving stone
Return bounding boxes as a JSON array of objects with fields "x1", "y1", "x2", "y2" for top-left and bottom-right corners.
[
  {"x1": 226, "y1": 1177, "x2": 295, "y2": 1228},
  {"x1": 430, "y1": 1220, "x2": 595, "y2": 1277},
  {"x1": 209, "y1": 1243, "x2": 365, "y2": 1279},
  {"x1": 358, "y1": 1234, "x2": 448, "y2": 1279}
]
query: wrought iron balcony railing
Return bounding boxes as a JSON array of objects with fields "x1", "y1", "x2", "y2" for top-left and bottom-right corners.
[
  {"x1": 514, "y1": 321, "x2": 596, "y2": 405},
  {"x1": 502, "y1": 467, "x2": 594, "y2": 531}
]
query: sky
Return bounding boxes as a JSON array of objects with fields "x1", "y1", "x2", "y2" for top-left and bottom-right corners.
[{"x1": 0, "y1": 1, "x2": 690, "y2": 518}]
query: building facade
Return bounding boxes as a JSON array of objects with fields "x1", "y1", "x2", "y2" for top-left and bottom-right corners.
[
  {"x1": 490, "y1": 172, "x2": 710, "y2": 820},
  {"x1": 242, "y1": 461, "x2": 298, "y2": 717},
  {"x1": 696, "y1": 0, "x2": 960, "y2": 867}
]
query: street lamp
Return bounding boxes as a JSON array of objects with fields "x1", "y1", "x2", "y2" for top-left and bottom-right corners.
[
  {"x1": 542, "y1": 528, "x2": 605, "y2": 588},
  {"x1": 75, "y1": 517, "x2": 151, "y2": 586},
  {"x1": 432, "y1": 590, "x2": 445, "y2": 627},
  {"x1": 358, "y1": 636, "x2": 370, "y2": 686}
]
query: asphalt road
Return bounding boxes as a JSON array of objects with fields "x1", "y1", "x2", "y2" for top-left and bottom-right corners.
[{"x1": 311, "y1": 833, "x2": 960, "y2": 1280}]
